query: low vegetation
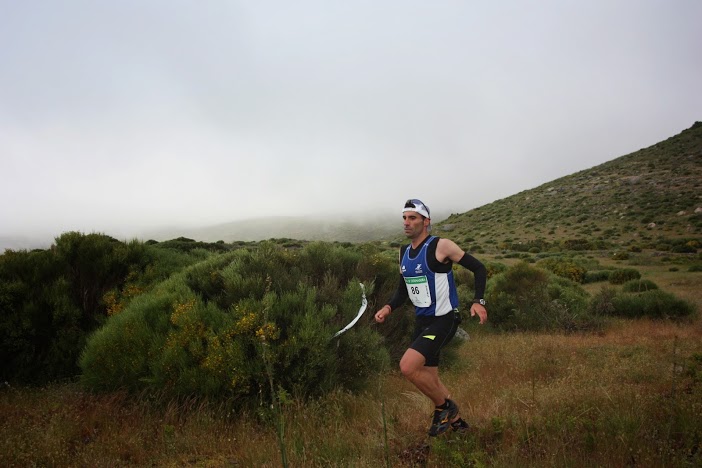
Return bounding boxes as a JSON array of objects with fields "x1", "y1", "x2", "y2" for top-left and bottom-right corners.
[
  {"x1": 1, "y1": 231, "x2": 700, "y2": 466},
  {"x1": 80, "y1": 241, "x2": 396, "y2": 405},
  {"x1": 2, "y1": 318, "x2": 701, "y2": 466}
]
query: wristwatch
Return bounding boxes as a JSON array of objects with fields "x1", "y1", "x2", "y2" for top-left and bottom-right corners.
[{"x1": 472, "y1": 298, "x2": 486, "y2": 306}]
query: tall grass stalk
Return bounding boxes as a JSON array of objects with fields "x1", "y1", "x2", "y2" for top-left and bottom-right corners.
[
  {"x1": 381, "y1": 399, "x2": 390, "y2": 468},
  {"x1": 262, "y1": 340, "x2": 288, "y2": 468},
  {"x1": 664, "y1": 334, "x2": 679, "y2": 465},
  {"x1": 260, "y1": 275, "x2": 288, "y2": 468}
]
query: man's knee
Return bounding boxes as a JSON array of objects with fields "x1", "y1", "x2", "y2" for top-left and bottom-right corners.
[
  {"x1": 399, "y1": 360, "x2": 415, "y2": 379},
  {"x1": 400, "y1": 349, "x2": 425, "y2": 379}
]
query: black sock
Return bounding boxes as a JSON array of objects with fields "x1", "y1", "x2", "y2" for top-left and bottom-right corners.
[
  {"x1": 451, "y1": 418, "x2": 469, "y2": 429},
  {"x1": 436, "y1": 400, "x2": 449, "y2": 410}
]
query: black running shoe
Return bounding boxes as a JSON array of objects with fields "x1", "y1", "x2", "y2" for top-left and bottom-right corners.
[
  {"x1": 428, "y1": 399, "x2": 459, "y2": 437},
  {"x1": 451, "y1": 417, "x2": 470, "y2": 433}
]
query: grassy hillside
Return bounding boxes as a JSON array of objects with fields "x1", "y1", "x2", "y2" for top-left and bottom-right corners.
[{"x1": 434, "y1": 122, "x2": 702, "y2": 253}]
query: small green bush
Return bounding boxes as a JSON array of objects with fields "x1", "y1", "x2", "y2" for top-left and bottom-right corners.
[
  {"x1": 611, "y1": 251, "x2": 630, "y2": 261},
  {"x1": 583, "y1": 270, "x2": 611, "y2": 284},
  {"x1": 589, "y1": 287, "x2": 617, "y2": 317},
  {"x1": 608, "y1": 268, "x2": 642, "y2": 284},
  {"x1": 688, "y1": 265, "x2": 702, "y2": 272},
  {"x1": 537, "y1": 257, "x2": 587, "y2": 283},
  {"x1": 547, "y1": 276, "x2": 590, "y2": 317},
  {"x1": 484, "y1": 261, "x2": 507, "y2": 278},
  {"x1": 610, "y1": 290, "x2": 695, "y2": 319},
  {"x1": 671, "y1": 244, "x2": 697, "y2": 254},
  {"x1": 621, "y1": 279, "x2": 658, "y2": 293},
  {"x1": 486, "y1": 262, "x2": 598, "y2": 332},
  {"x1": 560, "y1": 239, "x2": 589, "y2": 250}
]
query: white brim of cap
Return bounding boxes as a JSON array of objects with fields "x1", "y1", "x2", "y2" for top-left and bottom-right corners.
[{"x1": 402, "y1": 207, "x2": 430, "y2": 218}]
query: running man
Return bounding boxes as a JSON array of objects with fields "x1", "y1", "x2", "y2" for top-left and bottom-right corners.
[{"x1": 374, "y1": 198, "x2": 487, "y2": 436}]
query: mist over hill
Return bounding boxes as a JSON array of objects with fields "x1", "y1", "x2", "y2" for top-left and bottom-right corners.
[
  {"x1": 0, "y1": 236, "x2": 50, "y2": 252},
  {"x1": 139, "y1": 215, "x2": 401, "y2": 243},
  {"x1": 144, "y1": 122, "x2": 700, "y2": 247},
  {"x1": 3, "y1": 123, "x2": 700, "y2": 253}
]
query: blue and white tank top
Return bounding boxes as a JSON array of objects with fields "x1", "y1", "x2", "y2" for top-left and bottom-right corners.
[{"x1": 400, "y1": 236, "x2": 459, "y2": 317}]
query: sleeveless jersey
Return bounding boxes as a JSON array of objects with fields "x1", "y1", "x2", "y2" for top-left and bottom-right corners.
[{"x1": 400, "y1": 236, "x2": 459, "y2": 317}]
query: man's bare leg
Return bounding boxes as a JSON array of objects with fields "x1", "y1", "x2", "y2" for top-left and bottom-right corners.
[
  {"x1": 400, "y1": 349, "x2": 460, "y2": 422},
  {"x1": 425, "y1": 366, "x2": 460, "y2": 423},
  {"x1": 399, "y1": 349, "x2": 446, "y2": 405}
]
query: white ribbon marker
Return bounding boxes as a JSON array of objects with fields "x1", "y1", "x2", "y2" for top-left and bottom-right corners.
[{"x1": 332, "y1": 283, "x2": 368, "y2": 339}]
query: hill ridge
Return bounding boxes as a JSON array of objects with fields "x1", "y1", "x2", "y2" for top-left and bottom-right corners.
[{"x1": 436, "y1": 122, "x2": 702, "y2": 252}]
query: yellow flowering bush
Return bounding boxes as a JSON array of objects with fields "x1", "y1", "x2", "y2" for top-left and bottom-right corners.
[
  {"x1": 537, "y1": 257, "x2": 587, "y2": 283},
  {"x1": 80, "y1": 242, "x2": 394, "y2": 406}
]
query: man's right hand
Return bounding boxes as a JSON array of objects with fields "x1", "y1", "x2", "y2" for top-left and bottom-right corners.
[{"x1": 374, "y1": 305, "x2": 391, "y2": 323}]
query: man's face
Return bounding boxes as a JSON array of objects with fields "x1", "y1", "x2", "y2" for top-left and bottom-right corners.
[{"x1": 403, "y1": 211, "x2": 428, "y2": 239}]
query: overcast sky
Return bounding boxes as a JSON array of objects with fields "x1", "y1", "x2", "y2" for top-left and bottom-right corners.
[{"x1": 1, "y1": 0, "x2": 701, "y2": 245}]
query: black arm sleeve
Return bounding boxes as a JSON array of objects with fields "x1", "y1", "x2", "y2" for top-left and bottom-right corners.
[
  {"x1": 458, "y1": 253, "x2": 487, "y2": 299},
  {"x1": 386, "y1": 274, "x2": 408, "y2": 311}
]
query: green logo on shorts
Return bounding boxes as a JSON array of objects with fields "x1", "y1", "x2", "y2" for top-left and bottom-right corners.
[{"x1": 423, "y1": 335, "x2": 436, "y2": 340}]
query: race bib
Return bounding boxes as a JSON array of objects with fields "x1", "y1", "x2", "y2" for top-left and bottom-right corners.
[{"x1": 404, "y1": 276, "x2": 432, "y2": 307}]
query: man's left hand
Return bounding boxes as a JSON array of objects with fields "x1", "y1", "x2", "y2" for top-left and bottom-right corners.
[{"x1": 470, "y1": 304, "x2": 487, "y2": 324}]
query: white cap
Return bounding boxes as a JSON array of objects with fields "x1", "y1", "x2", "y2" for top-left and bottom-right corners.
[{"x1": 402, "y1": 199, "x2": 430, "y2": 218}]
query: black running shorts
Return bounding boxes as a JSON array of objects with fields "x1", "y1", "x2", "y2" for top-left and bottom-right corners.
[{"x1": 409, "y1": 310, "x2": 461, "y2": 367}]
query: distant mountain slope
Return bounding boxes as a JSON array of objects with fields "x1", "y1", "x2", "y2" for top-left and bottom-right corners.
[
  {"x1": 436, "y1": 122, "x2": 702, "y2": 252},
  {"x1": 0, "y1": 235, "x2": 52, "y2": 252},
  {"x1": 142, "y1": 215, "x2": 404, "y2": 244}
]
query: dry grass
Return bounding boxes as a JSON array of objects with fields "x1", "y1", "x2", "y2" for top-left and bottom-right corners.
[{"x1": 3, "y1": 316, "x2": 701, "y2": 467}]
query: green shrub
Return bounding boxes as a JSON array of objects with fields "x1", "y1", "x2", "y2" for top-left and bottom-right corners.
[
  {"x1": 689, "y1": 265, "x2": 702, "y2": 272},
  {"x1": 621, "y1": 279, "x2": 659, "y2": 293},
  {"x1": 486, "y1": 262, "x2": 597, "y2": 332},
  {"x1": 537, "y1": 257, "x2": 587, "y2": 283},
  {"x1": 508, "y1": 240, "x2": 550, "y2": 253},
  {"x1": 611, "y1": 252, "x2": 630, "y2": 261},
  {"x1": 561, "y1": 239, "x2": 593, "y2": 251},
  {"x1": 81, "y1": 242, "x2": 397, "y2": 406},
  {"x1": 484, "y1": 261, "x2": 507, "y2": 278},
  {"x1": 610, "y1": 290, "x2": 695, "y2": 319},
  {"x1": 547, "y1": 276, "x2": 590, "y2": 317},
  {"x1": 671, "y1": 244, "x2": 697, "y2": 254},
  {"x1": 0, "y1": 233, "x2": 157, "y2": 384},
  {"x1": 608, "y1": 268, "x2": 641, "y2": 284},
  {"x1": 583, "y1": 270, "x2": 611, "y2": 284},
  {"x1": 156, "y1": 237, "x2": 232, "y2": 253},
  {"x1": 453, "y1": 265, "x2": 474, "y2": 291},
  {"x1": 589, "y1": 287, "x2": 617, "y2": 317}
]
